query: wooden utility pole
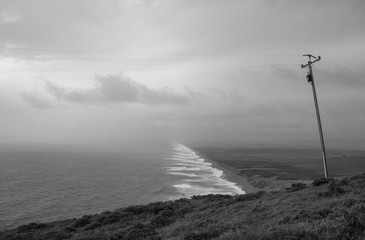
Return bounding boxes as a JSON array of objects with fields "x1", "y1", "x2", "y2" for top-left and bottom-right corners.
[{"x1": 301, "y1": 54, "x2": 328, "y2": 179}]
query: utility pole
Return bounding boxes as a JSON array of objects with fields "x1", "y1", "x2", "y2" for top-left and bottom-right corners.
[{"x1": 301, "y1": 54, "x2": 328, "y2": 179}]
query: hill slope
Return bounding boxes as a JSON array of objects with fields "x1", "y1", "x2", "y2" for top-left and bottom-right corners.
[{"x1": 1, "y1": 174, "x2": 365, "y2": 240}]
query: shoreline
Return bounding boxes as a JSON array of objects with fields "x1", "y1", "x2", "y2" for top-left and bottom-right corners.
[{"x1": 191, "y1": 147, "x2": 258, "y2": 194}]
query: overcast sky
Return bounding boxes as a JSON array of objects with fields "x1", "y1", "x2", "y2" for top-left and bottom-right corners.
[{"x1": 0, "y1": 0, "x2": 365, "y2": 146}]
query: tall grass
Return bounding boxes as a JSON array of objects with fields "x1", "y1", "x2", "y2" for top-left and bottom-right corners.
[{"x1": 2, "y1": 174, "x2": 365, "y2": 239}]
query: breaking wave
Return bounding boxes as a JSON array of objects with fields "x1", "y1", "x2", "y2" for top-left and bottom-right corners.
[{"x1": 165, "y1": 143, "x2": 245, "y2": 198}]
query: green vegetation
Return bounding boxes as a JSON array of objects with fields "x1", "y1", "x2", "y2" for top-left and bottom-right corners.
[{"x1": 2, "y1": 173, "x2": 365, "y2": 239}]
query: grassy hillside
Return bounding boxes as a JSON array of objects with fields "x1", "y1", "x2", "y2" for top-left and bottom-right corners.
[{"x1": 2, "y1": 174, "x2": 365, "y2": 240}]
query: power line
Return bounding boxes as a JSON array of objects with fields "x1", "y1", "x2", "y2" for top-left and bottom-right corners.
[
  {"x1": 322, "y1": 57, "x2": 365, "y2": 79},
  {"x1": 0, "y1": 56, "x2": 301, "y2": 61},
  {"x1": 0, "y1": 64, "x2": 299, "y2": 72},
  {"x1": 0, "y1": 47, "x2": 301, "y2": 57}
]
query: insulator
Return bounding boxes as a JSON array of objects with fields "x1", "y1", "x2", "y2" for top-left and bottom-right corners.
[{"x1": 306, "y1": 73, "x2": 313, "y2": 83}]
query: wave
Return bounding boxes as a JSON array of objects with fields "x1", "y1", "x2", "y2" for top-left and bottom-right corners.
[
  {"x1": 166, "y1": 167, "x2": 201, "y2": 172},
  {"x1": 173, "y1": 184, "x2": 192, "y2": 189},
  {"x1": 165, "y1": 143, "x2": 245, "y2": 198},
  {"x1": 167, "y1": 172, "x2": 199, "y2": 177}
]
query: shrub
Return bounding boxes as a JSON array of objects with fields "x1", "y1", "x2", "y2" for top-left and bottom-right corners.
[
  {"x1": 307, "y1": 208, "x2": 333, "y2": 220},
  {"x1": 319, "y1": 182, "x2": 345, "y2": 197},
  {"x1": 150, "y1": 209, "x2": 179, "y2": 227},
  {"x1": 329, "y1": 182, "x2": 344, "y2": 194},
  {"x1": 262, "y1": 228, "x2": 319, "y2": 240},
  {"x1": 151, "y1": 215, "x2": 176, "y2": 227},
  {"x1": 341, "y1": 198, "x2": 359, "y2": 208},
  {"x1": 101, "y1": 211, "x2": 133, "y2": 225},
  {"x1": 233, "y1": 191, "x2": 264, "y2": 202},
  {"x1": 280, "y1": 208, "x2": 333, "y2": 224},
  {"x1": 184, "y1": 230, "x2": 221, "y2": 240},
  {"x1": 125, "y1": 205, "x2": 147, "y2": 215},
  {"x1": 350, "y1": 203, "x2": 365, "y2": 215},
  {"x1": 72, "y1": 217, "x2": 91, "y2": 228},
  {"x1": 350, "y1": 173, "x2": 365, "y2": 181},
  {"x1": 121, "y1": 223, "x2": 161, "y2": 240},
  {"x1": 159, "y1": 209, "x2": 175, "y2": 217},
  {"x1": 17, "y1": 223, "x2": 49, "y2": 232},
  {"x1": 174, "y1": 198, "x2": 189, "y2": 203},
  {"x1": 95, "y1": 215, "x2": 106, "y2": 223},
  {"x1": 64, "y1": 226, "x2": 76, "y2": 232},
  {"x1": 84, "y1": 222, "x2": 102, "y2": 231},
  {"x1": 43, "y1": 230, "x2": 71, "y2": 240},
  {"x1": 317, "y1": 212, "x2": 365, "y2": 239},
  {"x1": 339, "y1": 178, "x2": 349, "y2": 186},
  {"x1": 180, "y1": 206, "x2": 193, "y2": 214},
  {"x1": 191, "y1": 194, "x2": 232, "y2": 202},
  {"x1": 312, "y1": 178, "x2": 334, "y2": 186},
  {"x1": 285, "y1": 183, "x2": 307, "y2": 192},
  {"x1": 148, "y1": 202, "x2": 171, "y2": 215},
  {"x1": 74, "y1": 232, "x2": 110, "y2": 240}
]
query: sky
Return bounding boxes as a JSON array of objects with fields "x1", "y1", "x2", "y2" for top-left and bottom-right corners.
[{"x1": 0, "y1": 0, "x2": 365, "y2": 146}]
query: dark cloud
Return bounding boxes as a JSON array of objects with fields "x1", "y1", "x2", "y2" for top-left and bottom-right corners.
[
  {"x1": 21, "y1": 92, "x2": 52, "y2": 109},
  {"x1": 3, "y1": 0, "x2": 365, "y2": 145},
  {"x1": 315, "y1": 65, "x2": 365, "y2": 88},
  {"x1": 43, "y1": 74, "x2": 190, "y2": 106}
]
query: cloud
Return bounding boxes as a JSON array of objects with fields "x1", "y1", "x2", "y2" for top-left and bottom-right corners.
[
  {"x1": 42, "y1": 74, "x2": 191, "y2": 106},
  {"x1": 0, "y1": 13, "x2": 21, "y2": 24},
  {"x1": 21, "y1": 92, "x2": 52, "y2": 109}
]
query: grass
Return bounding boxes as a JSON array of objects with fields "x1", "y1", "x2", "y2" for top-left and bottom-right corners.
[{"x1": 2, "y1": 173, "x2": 365, "y2": 239}]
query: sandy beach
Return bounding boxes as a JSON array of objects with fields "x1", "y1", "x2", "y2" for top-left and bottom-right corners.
[{"x1": 192, "y1": 147, "x2": 258, "y2": 194}]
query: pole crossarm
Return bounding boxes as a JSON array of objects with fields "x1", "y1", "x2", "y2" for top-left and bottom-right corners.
[
  {"x1": 301, "y1": 54, "x2": 329, "y2": 179},
  {"x1": 301, "y1": 55, "x2": 321, "y2": 68}
]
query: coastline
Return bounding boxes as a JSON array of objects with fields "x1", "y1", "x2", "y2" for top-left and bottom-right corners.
[
  {"x1": 191, "y1": 147, "x2": 258, "y2": 194},
  {"x1": 3, "y1": 172, "x2": 365, "y2": 239}
]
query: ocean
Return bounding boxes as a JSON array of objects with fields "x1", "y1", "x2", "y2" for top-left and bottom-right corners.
[{"x1": 0, "y1": 143, "x2": 244, "y2": 230}]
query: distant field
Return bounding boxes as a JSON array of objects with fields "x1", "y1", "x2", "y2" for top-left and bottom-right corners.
[{"x1": 195, "y1": 146, "x2": 365, "y2": 181}]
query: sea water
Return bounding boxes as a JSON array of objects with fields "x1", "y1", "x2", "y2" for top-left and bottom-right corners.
[{"x1": 0, "y1": 143, "x2": 244, "y2": 230}]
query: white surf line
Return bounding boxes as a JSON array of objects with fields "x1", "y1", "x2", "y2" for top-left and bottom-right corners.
[{"x1": 170, "y1": 143, "x2": 246, "y2": 195}]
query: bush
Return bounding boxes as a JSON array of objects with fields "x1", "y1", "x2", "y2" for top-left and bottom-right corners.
[
  {"x1": 329, "y1": 182, "x2": 345, "y2": 194},
  {"x1": 72, "y1": 217, "x2": 91, "y2": 228},
  {"x1": 125, "y1": 205, "x2": 147, "y2": 215},
  {"x1": 319, "y1": 182, "x2": 345, "y2": 197},
  {"x1": 121, "y1": 223, "x2": 161, "y2": 240},
  {"x1": 191, "y1": 194, "x2": 232, "y2": 202},
  {"x1": 285, "y1": 183, "x2": 307, "y2": 192},
  {"x1": 17, "y1": 223, "x2": 49, "y2": 232},
  {"x1": 233, "y1": 191, "x2": 265, "y2": 202},
  {"x1": 151, "y1": 215, "x2": 176, "y2": 227},
  {"x1": 312, "y1": 178, "x2": 334, "y2": 186},
  {"x1": 180, "y1": 206, "x2": 193, "y2": 214},
  {"x1": 102, "y1": 213, "x2": 121, "y2": 225},
  {"x1": 84, "y1": 222, "x2": 102, "y2": 231},
  {"x1": 148, "y1": 202, "x2": 171, "y2": 215},
  {"x1": 43, "y1": 231, "x2": 71, "y2": 240},
  {"x1": 339, "y1": 178, "x2": 349, "y2": 186},
  {"x1": 280, "y1": 208, "x2": 333, "y2": 224},
  {"x1": 262, "y1": 228, "x2": 319, "y2": 240},
  {"x1": 184, "y1": 230, "x2": 221, "y2": 240},
  {"x1": 350, "y1": 173, "x2": 365, "y2": 181},
  {"x1": 317, "y1": 212, "x2": 365, "y2": 239},
  {"x1": 150, "y1": 209, "x2": 179, "y2": 227},
  {"x1": 74, "y1": 232, "x2": 110, "y2": 240},
  {"x1": 64, "y1": 226, "x2": 76, "y2": 232},
  {"x1": 101, "y1": 211, "x2": 133, "y2": 225}
]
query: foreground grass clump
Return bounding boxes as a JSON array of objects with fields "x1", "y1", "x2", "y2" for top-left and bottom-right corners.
[{"x1": 2, "y1": 173, "x2": 365, "y2": 240}]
